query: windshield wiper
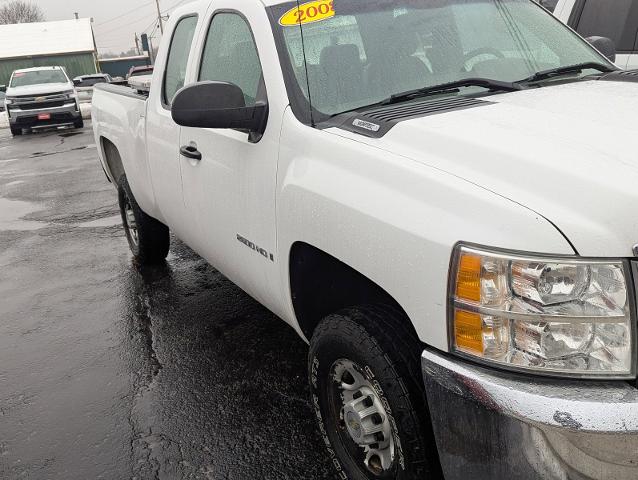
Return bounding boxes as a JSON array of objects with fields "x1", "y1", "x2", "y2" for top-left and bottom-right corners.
[
  {"x1": 519, "y1": 62, "x2": 616, "y2": 84},
  {"x1": 380, "y1": 77, "x2": 524, "y2": 105}
]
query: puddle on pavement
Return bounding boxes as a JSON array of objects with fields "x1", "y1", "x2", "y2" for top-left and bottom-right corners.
[
  {"x1": 76, "y1": 214, "x2": 121, "y2": 228},
  {"x1": 0, "y1": 197, "x2": 44, "y2": 231}
]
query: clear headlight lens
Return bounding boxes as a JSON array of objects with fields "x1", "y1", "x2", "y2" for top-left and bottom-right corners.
[
  {"x1": 5, "y1": 97, "x2": 13, "y2": 104},
  {"x1": 450, "y1": 245, "x2": 635, "y2": 378}
]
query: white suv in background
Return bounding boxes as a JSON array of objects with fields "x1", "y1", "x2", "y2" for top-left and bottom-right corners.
[
  {"x1": 4, "y1": 66, "x2": 83, "y2": 136},
  {"x1": 555, "y1": 0, "x2": 638, "y2": 69}
]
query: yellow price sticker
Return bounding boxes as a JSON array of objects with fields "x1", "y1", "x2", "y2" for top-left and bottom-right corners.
[{"x1": 279, "y1": 0, "x2": 335, "y2": 26}]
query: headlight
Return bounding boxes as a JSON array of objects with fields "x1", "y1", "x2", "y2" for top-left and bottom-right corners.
[
  {"x1": 5, "y1": 97, "x2": 13, "y2": 105},
  {"x1": 449, "y1": 244, "x2": 635, "y2": 378},
  {"x1": 60, "y1": 90, "x2": 76, "y2": 100}
]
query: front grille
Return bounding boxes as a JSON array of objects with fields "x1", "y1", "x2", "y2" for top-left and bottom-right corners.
[
  {"x1": 17, "y1": 100, "x2": 67, "y2": 110},
  {"x1": 13, "y1": 91, "x2": 68, "y2": 100}
]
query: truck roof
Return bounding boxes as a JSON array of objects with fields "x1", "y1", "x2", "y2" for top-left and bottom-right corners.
[{"x1": 172, "y1": 0, "x2": 286, "y2": 16}]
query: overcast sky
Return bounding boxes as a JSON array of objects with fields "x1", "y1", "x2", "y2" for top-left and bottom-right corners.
[{"x1": 36, "y1": 0, "x2": 189, "y2": 55}]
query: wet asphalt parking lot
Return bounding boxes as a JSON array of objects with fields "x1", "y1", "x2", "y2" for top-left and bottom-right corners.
[{"x1": 0, "y1": 124, "x2": 333, "y2": 479}]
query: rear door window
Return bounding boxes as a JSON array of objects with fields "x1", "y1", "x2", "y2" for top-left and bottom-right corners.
[
  {"x1": 573, "y1": 0, "x2": 638, "y2": 52},
  {"x1": 163, "y1": 15, "x2": 198, "y2": 106}
]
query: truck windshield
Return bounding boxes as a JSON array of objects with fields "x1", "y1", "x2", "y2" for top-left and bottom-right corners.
[
  {"x1": 10, "y1": 70, "x2": 68, "y2": 88},
  {"x1": 269, "y1": 0, "x2": 608, "y2": 120}
]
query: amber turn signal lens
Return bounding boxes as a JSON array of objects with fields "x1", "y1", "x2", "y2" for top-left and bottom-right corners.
[
  {"x1": 456, "y1": 253, "x2": 481, "y2": 302},
  {"x1": 454, "y1": 309, "x2": 484, "y2": 354}
]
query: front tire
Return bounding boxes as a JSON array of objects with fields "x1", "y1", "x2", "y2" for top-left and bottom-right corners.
[
  {"x1": 309, "y1": 306, "x2": 440, "y2": 480},
  {"x1": 117, "y1": 175, "x2": 170, "y2": 264}
]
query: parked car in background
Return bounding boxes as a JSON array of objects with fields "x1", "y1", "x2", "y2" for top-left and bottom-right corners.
[
  {"x1": 0, "y1": 89, "x2": 5, "y2": 112},
  {"x1": 555, "y1": 0, "x2": 638, "y2": 69},
  {"x1": 127, "y1": 65, "x2": 154, "y2": 79},
  {"x1": 4, "y1": 66, "x2": 83, "y2": 136},
  {"x1": 73, "y1": 74, "x2": 112, "y2": 103}
]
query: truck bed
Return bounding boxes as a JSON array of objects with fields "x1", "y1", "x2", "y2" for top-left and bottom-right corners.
[
  {"x1": 95, "y1": 81, "x2": 149, "y2": 99},
  {"x1": 91, "y1": 81, "x2": 156, "y2": 219}
]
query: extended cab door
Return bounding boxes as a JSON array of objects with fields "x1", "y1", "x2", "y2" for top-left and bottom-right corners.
[
  {"x1": 145, "y1": 13, "x2": 200, "y2": 240},
  {"x1": 178, "y1": 3, "x2": 285, "y2": 315}
]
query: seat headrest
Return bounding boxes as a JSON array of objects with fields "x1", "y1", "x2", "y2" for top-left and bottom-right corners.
[{"x1": 320, "y1": 44, "x2": 361, "y2": 71}]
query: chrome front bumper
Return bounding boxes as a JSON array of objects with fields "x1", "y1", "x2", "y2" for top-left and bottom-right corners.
[
  {"x1": 422, "y1": 349, "x2": 638, "y2": 480},
  {"x1": 8, "y1": 102, "x2": 80, "y2": 127}
]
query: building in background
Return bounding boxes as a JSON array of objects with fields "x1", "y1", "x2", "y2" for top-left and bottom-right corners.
[{"x1": 0, "y1": 18, "x2": 98, "y2": 86}]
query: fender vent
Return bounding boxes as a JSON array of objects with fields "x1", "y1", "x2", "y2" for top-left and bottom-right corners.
[
  {"x1": 325, "y1": 96, "x2": 493, "y2": 138},
  {"x1": 600, "y1": 69, "x2": 638, "y2": 83}
]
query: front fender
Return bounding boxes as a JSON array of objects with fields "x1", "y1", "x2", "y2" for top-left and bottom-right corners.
[{"x1": 276, "y1": 109, "x2": 573, "y2": 350}]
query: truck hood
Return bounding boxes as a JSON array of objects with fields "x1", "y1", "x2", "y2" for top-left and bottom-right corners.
[
  {"x1": 6, "y1": 82, "x2": 72, "y2": 97},
  {"x1": 349, "y1": 80, "x2": 638, "y2": 257}
]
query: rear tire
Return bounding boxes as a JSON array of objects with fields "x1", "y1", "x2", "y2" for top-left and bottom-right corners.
[
  {"x1": 10, "y1": 126, "x2": 22, "y2": 136},
  {"x1": 117, "y1": 175, "x2": 170, "y2": 264},
  {"x1": 74, "y1": 117, "x2": 84, "y2": 129},
  {"x1": 309, "y1": 305, "x2": 441, "y2": 480}
]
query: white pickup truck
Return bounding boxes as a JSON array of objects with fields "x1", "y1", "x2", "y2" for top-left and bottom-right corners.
[{"x1": 92, "y1": 0, "x2": 638, "y2": 478}]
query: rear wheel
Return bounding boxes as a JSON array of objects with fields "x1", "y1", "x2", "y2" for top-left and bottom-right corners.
[
  {"x1": 10, "y1": 126, "x2": 22, "y2": 136},
  {"x1": 117, "y1": 175, "x2": 170, "y2": 264},
  {"x1": 309, "y1": 306, "x2": 441, "y2": 480}
]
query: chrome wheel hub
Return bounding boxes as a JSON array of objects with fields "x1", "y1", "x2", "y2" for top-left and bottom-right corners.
[
  {"x1": 333, "y1": 359, "x2": 395, "y2": 475},
  {"x1": 124, "y1": 201, "x2": 138, "y2": 246}
]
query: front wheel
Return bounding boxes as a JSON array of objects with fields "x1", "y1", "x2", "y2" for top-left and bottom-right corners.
[
  {"x1": 117, "y1": 176, "x2": 170, "y2": 264},
  {"x1": 309, "y1": 306, "x2": 441, "y2": 480}
]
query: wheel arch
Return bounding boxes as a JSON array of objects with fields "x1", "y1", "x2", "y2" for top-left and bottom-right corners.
[
  {"x1": 100, "y1": 136, "x2": 125, "y2": 183},
  {"x1": 289, "y1": 241, "x2": 421, "y2": 343}
]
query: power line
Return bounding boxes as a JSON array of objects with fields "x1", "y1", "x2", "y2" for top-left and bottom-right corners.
[
  {"x1": 94, "y1": 0, "x2": 190, "y2": 53},
  {"x1": 95, "y1": 9, "x2": 156, "y2": 36},
  {"x1": 94, "y1": 1, "x2": 155, "y2": 27}
]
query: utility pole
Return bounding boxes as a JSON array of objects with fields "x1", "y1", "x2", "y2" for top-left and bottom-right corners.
[
  {"x1": 135, "y1": 34, "x2": 141, "y2": 55},
  {"x1": 148, "y1": 36, "x2": 155, "y2": 64},
  {"x1": 74, "y1": 12, "x2": 79, "y2": 19},
  {"x1": 154, "y1": 0, "x2": 164, "y2": 34}
]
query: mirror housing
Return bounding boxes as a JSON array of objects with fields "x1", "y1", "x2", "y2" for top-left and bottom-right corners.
[
  {"x1": 586, "y1": 36, "x2": 616, "y2": 63},
  {"x1": 171, "y1": 81, "x2": 268, "y2": 141},
  {"x1": 0, "y1": 84, "x2": 6, "y2": 93}
]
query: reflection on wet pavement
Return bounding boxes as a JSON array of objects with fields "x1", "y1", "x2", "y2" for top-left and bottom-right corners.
[
  {"x1": 0, "y1": 197, "x2": 45, "y2": 230},
  {"x1": 0, "y1": 125, "x2": 332, "y2": 479}
]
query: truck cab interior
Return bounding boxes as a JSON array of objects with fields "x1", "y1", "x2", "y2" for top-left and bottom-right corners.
[{"x1": 272, "y1": 0, "x2": 601, "y2": 120}]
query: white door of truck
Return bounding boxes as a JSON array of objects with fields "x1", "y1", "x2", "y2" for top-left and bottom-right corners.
[
  {"x1": 146, "y1": 13, "x2": 200, "y2": 242},
  {"x1": 178, "y1": 4, "x2": 284, "y2": 315}
]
